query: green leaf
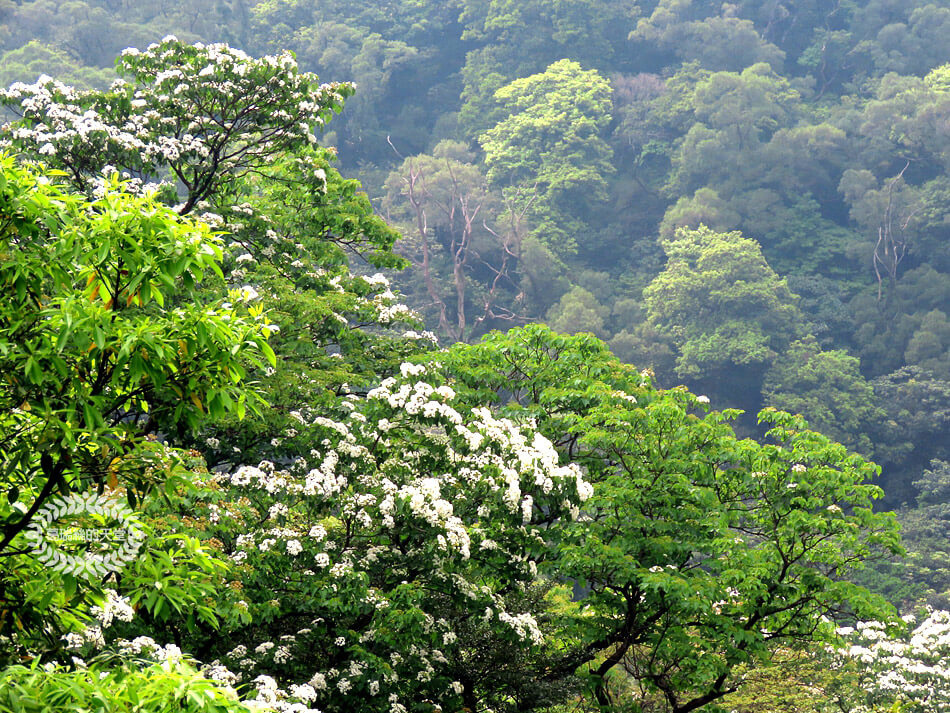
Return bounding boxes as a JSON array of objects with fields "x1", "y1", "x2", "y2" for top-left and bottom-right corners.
[{"x1": 259, "y1": 340, "x2": 276, "y2": 366}]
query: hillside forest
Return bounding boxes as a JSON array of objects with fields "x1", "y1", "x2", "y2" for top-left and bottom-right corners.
[{"x1": 1, "y1": 1, "x2": 950, "y2": 712}]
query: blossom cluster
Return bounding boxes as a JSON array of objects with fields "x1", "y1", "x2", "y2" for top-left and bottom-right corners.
[
  {"x1": 0, "y1": 37, "x2": 353, "y2": 204},
  {"x1": 836, "y1": 609, "x2": 950, "y2": 712},
  {"x1": 182, "y1": 364, "x2": 593, "y2": 711},
  {"x1": 62, "y1": 589, "x2": 136, "y2": 653}
]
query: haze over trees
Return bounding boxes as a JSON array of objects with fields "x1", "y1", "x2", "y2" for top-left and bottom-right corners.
[{"x1": 0, "y1": 1, "x2": 948, "y2": 711}]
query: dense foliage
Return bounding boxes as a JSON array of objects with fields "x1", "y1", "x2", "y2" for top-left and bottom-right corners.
[{"x1": 0, "y1": 1, "x2": 948, "y2": 710}]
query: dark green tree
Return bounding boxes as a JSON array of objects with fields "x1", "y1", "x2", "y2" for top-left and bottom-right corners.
[{"x1": 763, "y1": 336, "x2": 884, "y2": 458}]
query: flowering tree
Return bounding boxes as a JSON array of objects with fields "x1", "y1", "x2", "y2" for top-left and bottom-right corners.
[
  {"x1": 0, "y1": 36, "x2": 352, "y2": 215},
  {"x1": 186, "y1": 142, "x2": 441, "y2": 467},
  {"x1": 0, "y1": 39, "x2": 428, "y2": 683},
  {"x1": 0, "y1": 41, "x2": 419, "y2": 698},
  {"x1": 146, "y1": 325, "x2": 903, "y2": 713},
  {"x1": 0, "y1": 38, "x2": 429, "y2": 465},
  {"x1": 0, "y1": 40, "x2": 534, "y2": 712},
  {"x1": 150, "y1": 360, "x2": 592, "y2": 712}
]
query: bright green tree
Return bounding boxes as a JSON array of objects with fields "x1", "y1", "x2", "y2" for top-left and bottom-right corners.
[
  {"x1": 0, "y1": 38, "x2": 422, "y2": 468},
  {"x1": 479, "y1": 59, "x2": 614, "y2": 260},
  {"x1": 0, "y1": 154, "x2": 272, "y2": 654},
  {"x1": 441, "y1": 325, "x2": 901, "y2": 711}
]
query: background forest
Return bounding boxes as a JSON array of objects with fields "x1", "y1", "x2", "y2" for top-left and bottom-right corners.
[{"x1": 1, "y1": 0, "x2": 950, "y2": 711}]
